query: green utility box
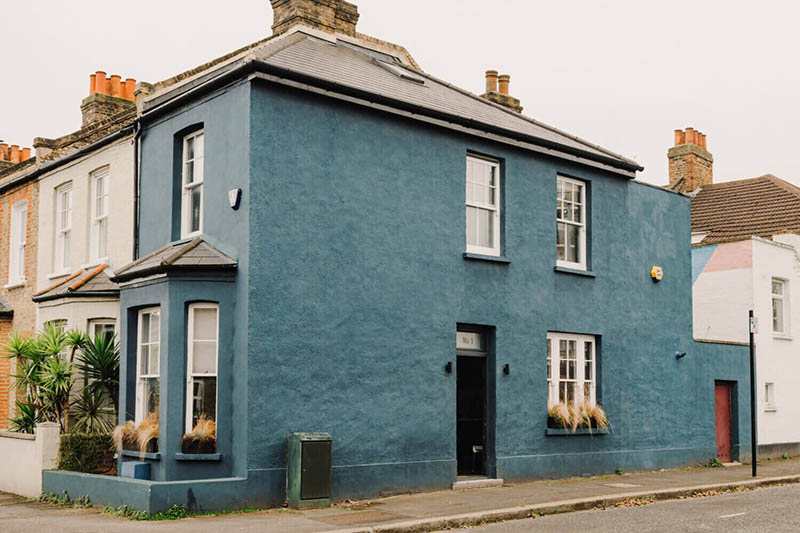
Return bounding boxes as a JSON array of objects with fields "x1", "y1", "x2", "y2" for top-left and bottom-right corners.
[{"x1": 287, "y1": 432, "x2": 333, "y2": 509}]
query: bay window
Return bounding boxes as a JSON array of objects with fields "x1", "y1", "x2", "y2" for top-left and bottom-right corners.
[
  {"x1": 186, "y1": 303, "x2": 218, "y2": 432},
  {"x1": 556, "y1": 176, "x2": 587, "y2": 270},
  {"x1": 8, "y1": 200, "x2": 27, "y2": 285},
  {"x1": 181, "y1": 130, "x2": 204, "y2": 238},
  {"x1": 546, "y1": 332, "x2": 596, "y2": 408},
  {"x1": 466, "y1": 155, "x2": 500, "y2": 256},
  {"x1": 136, "y1": 308, "x2": 160, "y2": 424}
]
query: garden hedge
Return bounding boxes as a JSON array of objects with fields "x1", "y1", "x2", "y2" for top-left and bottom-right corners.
[{"x1": 58, "y1": 433, "x2": 115, "y2": 473}]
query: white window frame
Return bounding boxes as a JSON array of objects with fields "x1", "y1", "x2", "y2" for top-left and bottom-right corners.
[
  {"x1": 546, "y1": 332, "x2": 596, "y2": 408},
  {"x1": 90, "y1": 167, "x2": 110, "y2": 264},
  {"x1": 765, "y1": 382, "x2": 776, "y2": 411},
  {"x1": 185, "y1": 302, "x2": 219, "y2": 432},
  {"x1": 54, "y1": 183, "x2": 73, "y2": 273},
  {"x1": 181, "y1": 130, "x2": 204, "y2": 239},
  {"x1": 772, "y1": 278, "x2": 787, "y2": 335},
  {"x1": 88, "y1": 318, "x2": 116, "y2": 341},
  {"x1": 465, "y1": 155, "x2": 501, "y2": 256},
  {"x1": 556, "y1": 175, "x2": 587, "y2": 271},
  {"x1": 7, "y1": 200, "x2": 27, "y2": 286},
  {"x1": 136, "y1": 308, "x2": 160, "y2": 425}
]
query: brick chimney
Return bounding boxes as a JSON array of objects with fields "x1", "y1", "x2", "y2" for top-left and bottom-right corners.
[
  {"x1": 668, "y1": 127, "x2": 713, "y2": 193},
  {"x1": 481, "y1": 70, "x2": 523, "y2": 113},
  {"x1": 0, "y1": 142, "x2": 33, "y2": 170},
  {"x1": 80, "y1": 70, "x2": 136, "y2": 128},
  {"x1": 270, "y1": 0, "x2": 359, "y2": 37}
]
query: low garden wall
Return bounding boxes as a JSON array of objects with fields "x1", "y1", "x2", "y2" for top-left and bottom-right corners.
[{"x1": 0, "y1": 422, "x2": 60, "y2": 497}]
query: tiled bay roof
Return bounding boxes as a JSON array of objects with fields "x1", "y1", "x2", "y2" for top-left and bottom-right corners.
[
  {"x1": 112, "y1": 237, "x2": 237, "y2": 283},
  {"x1": 32, "y1": 264, "x2": 119, "y2": 302},
  {"x1": 691, "y1": 174, "x2": 800, "y2": 245}
]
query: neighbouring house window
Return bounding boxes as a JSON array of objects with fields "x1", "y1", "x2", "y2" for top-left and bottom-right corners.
[
  {"x1": 556, "y1": 176, "x2": 587, "y2": 270},
  {"x1": 90, "y1": 168, "x2": 110, "y2": 262},
  {"x1": 546, "y1": 332, "x2": 596, "y2": 408},
  {"x1": 765, "y1": 382, "x2": 776, "y2": 411},
  {"x1": 55, "y1": 183, "x2": 73, "y2": 272},
  {"x1": 772, "y1": 279, "x2": 786, "y2": 334},
  {"x1": 88, "y1": 319, "x2": 115, "y2": 342},
  {"x1": 136, "y1": 308, "x2": 160, "y2": 424},
  {"x1": 186, "y1": 303, "x2": 218, "y2": 432},
  {"x1": 8, "y1": 200, "x2": 27, "y2": 285},
  {"x1": 181, "y1": 130, "x2": 204, "y2": 238},
  {"x1": 466, "y1": 155, "x2": 500, "y2": 256}
]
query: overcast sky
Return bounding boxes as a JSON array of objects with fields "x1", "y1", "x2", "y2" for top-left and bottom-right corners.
[{"x1": 3, "y1": 0, "x2": 799, "y2": 186}]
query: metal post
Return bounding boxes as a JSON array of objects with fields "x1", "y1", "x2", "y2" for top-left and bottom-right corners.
[{"x1": 749, "y1": 310, "x2": 758, "y2": 477}]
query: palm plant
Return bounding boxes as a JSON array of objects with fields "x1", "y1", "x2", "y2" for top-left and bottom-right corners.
[
  {"x1": 8, "y1": 401, "x2": 41, "y2": 434},
  {"x1": 77, "y1": 333, "x2": 120, "y2": 414},
  {"x1": 71, "y1": 387, "x2": 115, "y2": 435}
]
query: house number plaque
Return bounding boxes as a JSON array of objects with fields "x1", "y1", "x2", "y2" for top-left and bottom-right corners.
[{"x1": 457, "y1": 331, "x2": 482, "y2": 350}]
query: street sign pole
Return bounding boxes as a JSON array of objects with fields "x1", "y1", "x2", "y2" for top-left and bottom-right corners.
[{"x1": 749, "y1": 310, "x2": 758, "y2": 477}]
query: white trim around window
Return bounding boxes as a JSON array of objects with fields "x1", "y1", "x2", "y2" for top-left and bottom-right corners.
[
  {"x1": 54, "y1": 183, "x2": 73, "y2": 273},
  {"x1": 764, "y1": 382, "x2": 776, "y2": 411},
  {"x1": 136, "y1": 307, "x2": 160, "y2": 425},
  {"x1": 546, "y1": 332, "x2": 596, "y2": 408},
  {"x1": 466, "y1": 155, "x2": 501, "y2": 256},
  {"x1": 90, "y1": 167, "x2": 110, "y2": 263},
  {"x1": 185, "y1": 302, "x2": 219, "y2": 433},
  {"x1": 181, "y1": 130, "x2": 204, "y2": 239},
  {"x1": 772, "y1": 278, "x2": 788, "y2": 335},
  {"x1": 7, "y1": 200, "x2": 27, "y2": 286},
  {"x1": 556, "y1": 176, "x2": 587, "y2": 270}
]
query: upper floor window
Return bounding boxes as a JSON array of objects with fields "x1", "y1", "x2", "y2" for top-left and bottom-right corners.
[
  {"x1": 90, "y1": 168, "x2": 110, "y2": 263},
  {"x1": 466, "y1": 155, "x2": 500, "y2": 256},
  {"x1": 772, "y1": 278, "x2": 787, "y2": 334},
  {"x1": 186, "y1": 303, "x2": 218, "y2": 434},
  {"x1": 8, "y1": 200, "x2": 27, "y2": 285},
  {"x1": 55, "y1": 183, "x2": 73, "y2": 273},
  {"x1": 136, "y1": 308, "x2": 160, "y2": 424},
  {"x1": 181, "y1": 130, "x2": 204, "y2": 238},
  {"x1": 556, "y1": 176, "x2": 587, "y2": 270},
  {"x1": 546, "y1": 332, "x2": 596, "y2": 408}
]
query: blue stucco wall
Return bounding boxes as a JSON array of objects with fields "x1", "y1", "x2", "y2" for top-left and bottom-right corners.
[{"x1": 65, "y1": 75, "x2": 751, "y2": 512}]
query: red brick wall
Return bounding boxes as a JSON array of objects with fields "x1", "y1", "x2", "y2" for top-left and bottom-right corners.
[{"x1": 0, "y1": 179, "x2": 39, "y2": 429}]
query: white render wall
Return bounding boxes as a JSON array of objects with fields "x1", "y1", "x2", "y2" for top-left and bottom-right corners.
[
  {"x1": 36, "y1": 297, "x2": 120, "y2": 333},
  {"x1": 36, "y1": 136, "x2": 134, "y2": 292},
  {"x1": 693, "y1": 237, "x2": 800, "y2": 447},
  {"x1": 0, "y1": 423, "x2": 60, "y2": 497}
]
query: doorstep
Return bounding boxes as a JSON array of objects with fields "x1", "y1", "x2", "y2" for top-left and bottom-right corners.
[{"x1": 452, "y1": 476, "x2": 504, "y2": 490}]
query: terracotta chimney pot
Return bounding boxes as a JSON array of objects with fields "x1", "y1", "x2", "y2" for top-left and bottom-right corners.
[
  {"x1": 9, "y1": 145, "x2": 19, "y2": 163},
  {"x1": 498, "y1": 74, "x2": 510, "y2": 95},
  {"x1": 686, "y1": 127, "x2": 696, "y2": 145},
  {"x1": 124, "y1": 78, "x2": 136, "y2": 100},
  {"x1": 485, "y1": 70, "x2": 498, "y2": 93},
  {"x1": 110, "y1": 75, "x2": 122, "y2": 97},
  {"x1": 95, "y1": 71, "x2": 107, "y2": 95},
  {"x1": 21, "y1": 148, "x2": 31, "y2": 161},
  {"x1": 674, "y1": 129, "x2": 683, "y2": 146},
  {"x1": 0, "y1": 143, "x2": 7, "y2": 161},
  {"x1": 90, "y1": 74, "x2": 97, "y2": 95}
]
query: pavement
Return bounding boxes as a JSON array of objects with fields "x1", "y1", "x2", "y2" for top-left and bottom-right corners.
[{"x1": 1, "y1": 458, "x2": 799, "y2": 532}]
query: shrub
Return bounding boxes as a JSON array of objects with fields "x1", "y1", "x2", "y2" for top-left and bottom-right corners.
[{"x1": 59, "y1": 433, "x2": 115, "y2": 473}]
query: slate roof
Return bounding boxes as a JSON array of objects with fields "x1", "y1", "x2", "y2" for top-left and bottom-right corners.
[
  {"x1": 0, "y1": 297, "x2": 12, "y2": 318},
  {"x1": 32, "y1": 264, "x2": 119, "y2": 302},
  {"x1": 691, "y1": 174, "x2": 800, "y2": 245},
  {"x1": 111, "y1": 237, "x2": 237, "y2": 283},
  {"x1": 143, "y1": 28, "x2": 641, "y2": 176}
]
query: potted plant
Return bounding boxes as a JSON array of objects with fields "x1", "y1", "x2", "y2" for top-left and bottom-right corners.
[
  {"x1": 181, "y1": 416, "x2": 216, "y2": 454},
  {"x1": 112, "y1": 411, "x2": 159, "y2": 459},
  {"x1": 547, "y1": 402, "x2": 609, "y2": 432}
]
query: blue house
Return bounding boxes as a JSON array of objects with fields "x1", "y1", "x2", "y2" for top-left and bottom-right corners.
[{"x1": 44, "y1": 0, "x2": 751, "y2": 512}]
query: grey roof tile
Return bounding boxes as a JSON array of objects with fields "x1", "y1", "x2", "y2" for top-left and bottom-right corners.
[{"x1": 112, "y1": 238, "x2": 237, "y2": 282}]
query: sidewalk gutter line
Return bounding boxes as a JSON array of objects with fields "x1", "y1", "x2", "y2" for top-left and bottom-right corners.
[{"x1": 323, "y1": 474, "x2": 800, "y2": 533}]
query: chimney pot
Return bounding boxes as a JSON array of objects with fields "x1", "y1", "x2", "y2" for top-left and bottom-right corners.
[
  {"x1": 110, "y1": 75, "x2": 122, "y2": 97},
  {"x1": 95, "y1": 71, "x2": 107, "y2": 95},
  {"x1": 124, "y1": 78, "x2": 136, "y2": 100},
  {"x1": 485, "y1": 70, "x2": 498, "y2": 93},
  {"x1": 90, "y1": 74, "x2": 97, "y2": 95},
  {"x1": 668, "y1": 127, "x2": 713, "y2": 193},
  {"x1": 21, "y1": 148, "x2": 31, "y2": 161},
  {"x1": 9, "y1": 145, "x2": 20, "y2": 163},
  {"x1": 0, "y1": 143, "x2": 7, "y2": 161},
  {"x1": 498, "y1": 74, "x2": 510, "y2": 95}
]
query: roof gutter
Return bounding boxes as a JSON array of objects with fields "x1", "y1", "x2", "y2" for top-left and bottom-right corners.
[
  {"x1": 32, "y1": 290, "x2": 120, "y2": 304},
  {"x1": 0, "y1": 125, "x2": 135, "y2": 195},
  {"x1": 141, "y1": 60, "x2": 642, "y2": 177}
]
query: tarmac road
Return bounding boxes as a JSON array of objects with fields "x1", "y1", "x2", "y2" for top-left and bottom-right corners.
[{"x1": 451, "y1": 483, "x2": 800, "y2": 532}]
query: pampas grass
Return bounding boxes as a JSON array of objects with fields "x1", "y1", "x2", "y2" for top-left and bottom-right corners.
[
  {"x1": 548, "y1": 402, "x2": 610, "y2": 433},
  {"x1": 181, "y1": 415, "x2": 216, "y2": 453},
  {"x1": 112, "y1": 420, "x2": 137, "y2": 452},
  {"x1": 111, "y1": 410, "x2": 160, "y2": 459}
]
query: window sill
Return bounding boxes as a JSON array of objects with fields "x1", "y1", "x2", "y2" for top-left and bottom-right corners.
[
  {"x1": 175, "y1": 453, "x2": 221, "y2": 462},
  {"x1": 554, "y1": 266, "x2": 596, "y2": 278},
  {"x1": 3, "y1": 281, "x2": 25, "y2": 290},
  {"x1": 765, "y1": 407, "x2": 777, "y2": 413},
  {"x1": 546, "y1": 427, "x2": 609, "y2": 436},
  {"x1": 120, "y1": 450, "x2": 161, "y2": 461},
  {"x1": 463, "y1": 253, "x2": 511, "y2": 264},
  {"x1": 80, "y1": 259, "x2": 108, "y2": 270},
  {"x1": 47, "y1": 271, "x2": 72, "y2": 280},
  {"x1": 772, "y1": 334, "x2": 792, "y2": 341}
]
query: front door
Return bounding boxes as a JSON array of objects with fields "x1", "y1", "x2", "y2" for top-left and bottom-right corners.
[
  {"x1": 715, "y1": 381, "x2": 733, "y2": 462},
  {"x1": 456, "y1": 330, "x2": 488, "y2": 476}
]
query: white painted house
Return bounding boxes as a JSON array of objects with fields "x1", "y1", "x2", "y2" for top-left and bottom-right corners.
[
  {"x1": 32, "y1": 75, "x2": 137, "y2": 338},
  {"x1": 666, "y1": 131, "x2": 800, "y2": 456}
]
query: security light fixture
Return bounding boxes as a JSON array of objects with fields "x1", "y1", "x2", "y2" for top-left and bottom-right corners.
[{"x1": 675, "y1": 351, "x2": 686, "y2": 359}]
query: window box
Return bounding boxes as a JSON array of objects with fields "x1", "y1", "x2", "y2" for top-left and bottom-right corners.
[{"x1": 181, "y1": 435, "x2": 217, "y2": 454}]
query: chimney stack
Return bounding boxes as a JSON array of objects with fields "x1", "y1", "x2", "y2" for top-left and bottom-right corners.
[
  {"x1": 0, "y1": 141, "x2": 33, "y2": 168},
  {"x1": 80, "y1": 70, "x2": 137, "y2": 128},
  {"x1": 668, "y1": 127, "x2": 713, "y2": 193},
  {"x1": 480, "y1": 69, "x2": 523, "y2": 113},
  {"x1": 270, "y1": 0, "x2": 359, "y2": 37}
]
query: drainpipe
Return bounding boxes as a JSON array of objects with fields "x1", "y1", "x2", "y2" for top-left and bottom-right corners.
[{"x1": 132, "y1": 119, "x2": 142, "y2": 260}]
